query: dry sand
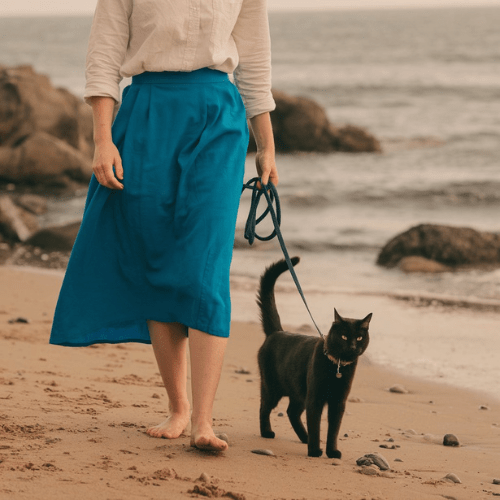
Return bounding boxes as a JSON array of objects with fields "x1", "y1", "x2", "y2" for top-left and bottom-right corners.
[{"x1": 0, "y1": 265, "x2": 499, "y2": 500}]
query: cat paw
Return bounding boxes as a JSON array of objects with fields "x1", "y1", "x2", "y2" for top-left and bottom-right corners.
[
  {"x1": 326, "y1": 449, "x2": 342, "y2": 459},
  {"x1": 308, "y1": 448, "x2": 323, "y2": 457},
  {"x1": 261, "y1": 430, "x2": 275, "y2": 439}
]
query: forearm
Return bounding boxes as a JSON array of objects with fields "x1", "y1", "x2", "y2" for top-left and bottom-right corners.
[
  {"x1": 90, "y1": 96, "x2": 116, "y2": 145},
  {"x1": 249, "y1": 112, "x2": 275, "y2": 152}
]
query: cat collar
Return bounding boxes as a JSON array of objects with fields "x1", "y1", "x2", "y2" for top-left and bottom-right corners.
[{"x1": 324, "y1": 350, "x2": 354, "y2": 379}]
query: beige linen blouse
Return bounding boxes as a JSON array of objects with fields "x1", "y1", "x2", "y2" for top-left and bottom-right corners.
[{"x1": 84, "y1": 0, "x2": 276, "y2": 119}]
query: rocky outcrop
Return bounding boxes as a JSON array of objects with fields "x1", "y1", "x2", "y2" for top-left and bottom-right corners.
[
  {"x1": 0, "y1": 65, "x2": 93, "y2": 190},
  {"x1": 377, "y1": 224, "x2": 500, "y2": 269},
  {"x1": 0, "y1": 194, "x2": 39, "y2": 242},
  {"x1": 25, "y1": 221, "x2": 81, "y2": 252},
  {"x1": 248, "y1": 90, "x2": 381, "y2": 154}
]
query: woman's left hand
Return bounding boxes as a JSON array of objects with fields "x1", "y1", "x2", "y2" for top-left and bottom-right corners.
[{"x1": 255, "y1": 148, "x2": 279, "y2": 187}]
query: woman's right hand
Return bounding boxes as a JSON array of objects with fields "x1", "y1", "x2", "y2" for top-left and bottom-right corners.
[{"x1": 92, "y1": 139, "x2": 124, "y2": 190}]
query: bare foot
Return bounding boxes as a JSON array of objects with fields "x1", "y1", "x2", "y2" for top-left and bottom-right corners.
[
  {"x1": 147, "y1": 412, "x2": 190, "y2": 439},
  {"x1": 190, "y1": 421, "x2": 228, "y2": 452}
]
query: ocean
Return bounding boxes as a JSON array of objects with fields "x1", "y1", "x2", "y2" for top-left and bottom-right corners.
[{"x1": 1, "y1": 7, "x2": 500, "y2": 396}]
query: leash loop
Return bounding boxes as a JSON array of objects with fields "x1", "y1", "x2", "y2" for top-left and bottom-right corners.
[{"x1": 241, "y1": 177, "x2": 325, "y2": 340}]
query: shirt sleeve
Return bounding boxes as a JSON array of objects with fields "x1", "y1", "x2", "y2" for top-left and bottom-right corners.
[
  {"x1": 83, "y1": 0, "x2": 132, "y2": 106},
  {"x1": 232, "y1": 0, "x2": 276, "y2": 119}
]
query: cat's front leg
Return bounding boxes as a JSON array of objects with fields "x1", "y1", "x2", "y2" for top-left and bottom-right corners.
[
  {"x1": 306, "y1": 398, "x2": 324, "y2": 457},
  {"x1": 325, "y1": 400, "x2": 346, "y2": 459}
]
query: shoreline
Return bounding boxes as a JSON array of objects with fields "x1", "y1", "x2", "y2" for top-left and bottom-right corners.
[{"x1": 0, "y1": 264, "x2": 499, "y2": 499}]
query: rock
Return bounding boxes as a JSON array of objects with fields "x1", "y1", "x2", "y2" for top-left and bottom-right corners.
[
  {"x1": 151, "y1": 393, "x2": 160, "y2": 399},
  {"x1": 14, "y1": 194, "x2": 48, "y2": 215},
  {"x1": 0, "y1": 65, "x2": 93, "y2": 156},
  {"x1": 0, "y1": 132, "x2": 92, "y2": 188},
  {"x1": 234, "y1": 367, "x2": 251, "y2": 374},
  {"x1": 0, "y1": 194, "x2": 38, "y2": 242},
  {"x1": 251, "y1": 449, "x2": 275, "y2": 456},
  {"x1": 348, "y1": 396, "x2": 364, "y2": 403},
  {"x1": 443, "y1": 473, "x2": 461, "y2": 484},
  {"x1": 24, "y1": 221, "x2": 81, "y2": 252},
  {"x1": 356, "y1": 453, "x2": 390, "y2": 471},
  {"x1": 8, "y1": 317, "x2": 29, "y2": 324},
  {"x1": 247, "y1": 89, "x2": 381, "y2": 154},
  {"x1": 394, "y1": 458, "x2": 404, "y2": 462},
  {"x1": 379, "y1": 444, "x2": 399, "y2": 450},
  {"x1": 389, "y1": 385, "x2": 409, "y2": 394},
  {"x1": 443, "y1": 434, "x2": 460, "y2": 447},
  {"x1": 359, "y1": 465, "x2": 379, "y2": 476},
  {"x1": 398, "y1": 256, "x2": 451, "y2": 273},
  {"x1": 377, "y1": 224, "x2": 500, "y2": 269},
  {"x1": 277, "y1": 412, "x2": 284, "y2": 417},
  {"x1": 197, "y1": 472, "x2": 211, "y2": 483},
  {"x1": 217, "y1": 433, "x2": 229, "y2": 445},
  {"x1": 493, "y1": 478, "x2": 500, "y2": 485},
  {"x1": 479, "y1": 405, "x2": 490, "y2": 410}
]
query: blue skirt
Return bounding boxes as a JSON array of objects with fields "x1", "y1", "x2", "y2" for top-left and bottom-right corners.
[{"x1": 49, "y1": 68, "x2": 249, "y2": 347}]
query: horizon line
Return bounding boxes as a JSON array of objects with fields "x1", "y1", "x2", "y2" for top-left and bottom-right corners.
[{"x1": 1, "y1": 2, "x2": 499, "y2": 17}]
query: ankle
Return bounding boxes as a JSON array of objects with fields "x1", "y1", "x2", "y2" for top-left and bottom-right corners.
[{"x1": 168, "y1": 400, "x2": 191, "y2": 415}]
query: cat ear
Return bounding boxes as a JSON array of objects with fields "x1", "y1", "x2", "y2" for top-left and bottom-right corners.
[
  {"x1": 360, "y1": 313, "x2": 373, "y2": 329},
  {"x1": 334, "y1": 308, "x2": 343, "y2": 323}
]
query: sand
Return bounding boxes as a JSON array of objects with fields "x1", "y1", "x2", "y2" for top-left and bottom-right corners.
[{"x1": 0, "y1": 264, "x2": 499, "y2": 500}]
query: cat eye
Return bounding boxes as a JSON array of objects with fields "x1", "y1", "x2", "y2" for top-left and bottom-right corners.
[
  {"x1": 341, "y1": 335, "x2": 347, "y2": 341},
  {"x1": 357, "y1": 336, "x2": 363, "y2": 341}
]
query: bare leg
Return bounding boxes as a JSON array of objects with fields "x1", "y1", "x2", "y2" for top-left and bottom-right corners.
[
  {"x1": 189, "y1": 329, "x2": 228, "y2": 451},
  {"x1": 146, "y1": 320, "x2": 191, "y2": 439}
]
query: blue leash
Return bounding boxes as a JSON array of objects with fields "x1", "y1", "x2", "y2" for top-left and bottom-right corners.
[{"x1": 241, "y1": 178, "x2": 325, "y2": 340}]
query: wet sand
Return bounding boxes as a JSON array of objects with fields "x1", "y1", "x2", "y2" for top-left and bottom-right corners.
[{"x1": 0, "y1": 265, "x2": 499, "y2": 500}]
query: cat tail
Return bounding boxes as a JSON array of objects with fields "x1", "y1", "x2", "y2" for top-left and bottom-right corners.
[{"x1": 257, "y1": 256, "x2": 300, "y2": 336}]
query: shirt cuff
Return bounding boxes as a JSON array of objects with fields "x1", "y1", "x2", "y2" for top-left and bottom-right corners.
[
  {"x1": 244, "y1": 94, "x2": 276, "y2": 119},
  {"x1": 83, "y1": 80, "x2": 121, "y2": 106}
]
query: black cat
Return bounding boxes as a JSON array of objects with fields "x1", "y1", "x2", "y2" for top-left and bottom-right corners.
[{"x1": 257, "y1": 257, "x2": 372, "y2": 458}]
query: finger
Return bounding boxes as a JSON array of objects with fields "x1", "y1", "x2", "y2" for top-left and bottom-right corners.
[
  {"x1": 102, "y1": 164, "x2": 124, "y2": 190},
  {"x1": 114, "y1": 155, "x2": 124, "y2": 181}
]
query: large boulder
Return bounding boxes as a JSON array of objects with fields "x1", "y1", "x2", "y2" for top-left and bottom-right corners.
[
  {"x1": 0, "y1": 131, "x2": 92, "y2": 187},
  {"x1": 25, "y1": 221, "x2": 81, "y2": 252},
  {"x1": 248, "y1": 90, "x2": 381, "y2": 154},
  {"x1": 377, "y1": 224, "x2": 500, "y2": 268},
  {"x1": 0, "y1": 64, "x2": 93, "y2": 156}
]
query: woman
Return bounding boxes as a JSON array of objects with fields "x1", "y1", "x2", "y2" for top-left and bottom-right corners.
[{"x1": 49, "y1": 0, "x2": 278, "y2": 452}]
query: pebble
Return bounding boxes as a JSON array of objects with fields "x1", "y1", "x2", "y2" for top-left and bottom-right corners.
[
  {"x1": 198, "y1": 472, "x2": 211, "y2": 483},
  {"x1": 493, "y1": 479, "x2": 500, "y2": 485},
  {"x1": 394, "y1": 458, "x2": 403, "y2": 462},
  {"x1": 379, "y1": 444, "x2": 399, "y2": 450},
  {"x1": 251, "y1": 449, "x2": 275, "y2": 456},
  {"x1": 235, "y1": 368, "x2": 251, "y2": 374},
  {"x1": 217, "y1": 433, "x2": 229, "y2": 444},
  {"x1": 389, "y1": 385, "x2": 409, "y2": 394},
  {"x1": 360, "y1": 465, "x2": 379, "y2": 476},
  {"x1": 151, "y1": 393, "x2": 160, "y2": 399},
  {"x1": 8, "y1": 317, "x2": 29, "y2": 324},
  {"x1": 385, "y1": 437, "x2": 395, "y2": 442},
  {"x1": 356, "y1": 453, "x2": 390, "y2": 471},
  {"x1": 277, "y1": 412, "x2": 284, "y2": 417},
  {"x1": 443, "y1": 434, "x2": 460, "y2": 447},
  {"x1": 479, "y1": 405, "x2": 490, "y2": 410},
  {"x1": 443, "y1": 473, "x2": 461, "y2": 484},
  {"x1": 348, "y1": 396, "x2": 364, "y2": 403}
]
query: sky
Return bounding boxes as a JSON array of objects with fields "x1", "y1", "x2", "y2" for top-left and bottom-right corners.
[{"x1": 0, "y1": 0, "x2": 499, "y2": 16}]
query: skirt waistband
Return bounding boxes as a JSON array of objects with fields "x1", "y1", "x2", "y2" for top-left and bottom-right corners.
[{"x1": 131, "y1": 68, "x2": 229, "y2": 85}]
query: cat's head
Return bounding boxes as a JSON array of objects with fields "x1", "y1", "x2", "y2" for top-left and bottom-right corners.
[{"x1": 324, "y1": 309, "x2": 372, "y2": 363}]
